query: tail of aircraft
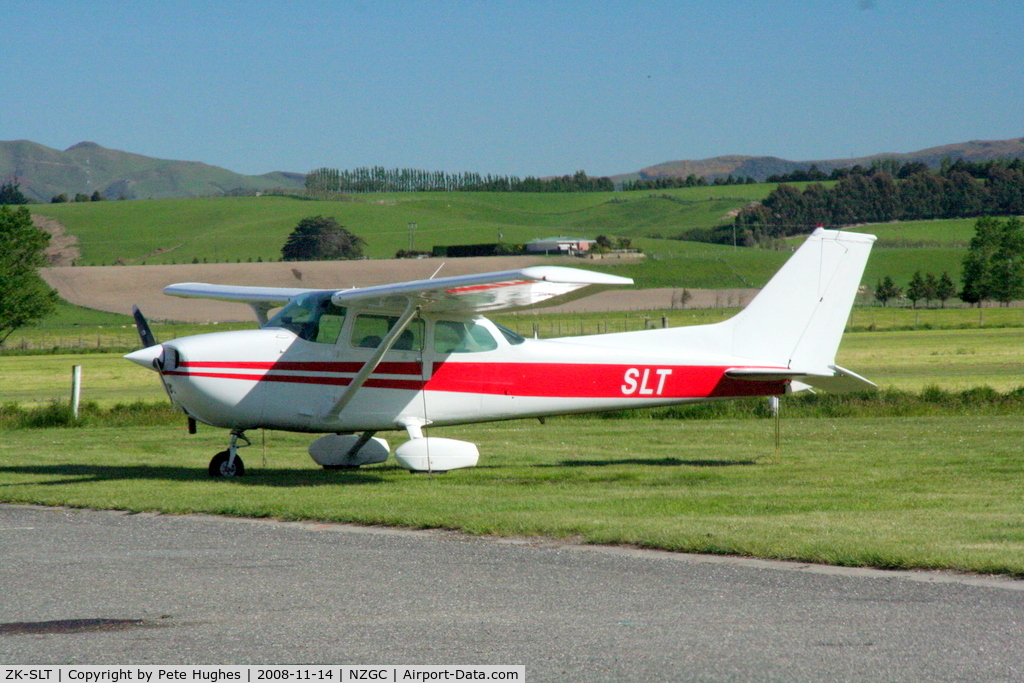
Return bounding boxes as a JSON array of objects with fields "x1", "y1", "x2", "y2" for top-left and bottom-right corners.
[
  {"x1": 724, "y1": 228, "x2": 876, "y2": 374},
  {"x1": 575, "y1": 228, "x2": 876, "y2": 392}
]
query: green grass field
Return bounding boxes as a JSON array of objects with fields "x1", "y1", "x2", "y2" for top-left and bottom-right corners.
[
  {"x1": 2, "y1": 414, "x2": 1023, "y2": 576},
  {"x1": 28, "y1": 189, "x2": 997, "y2": 296},
  {"x1": 30, "y1": 192, "x2": 986, "y2": 295},
  {"x1": 4, "y1": 310, "x2": 1024, "y2": 577},
  {"x1": 32, "y1": 188, "x2": 772, "y2": 266}
]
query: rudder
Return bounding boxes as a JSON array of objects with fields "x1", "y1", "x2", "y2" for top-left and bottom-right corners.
[{"x1": 727, "y1": 228, "x2": 876, "y2": 373}]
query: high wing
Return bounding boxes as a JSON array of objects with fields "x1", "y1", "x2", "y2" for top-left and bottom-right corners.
[
  {"x1": 163, "y1": 283, "x2": 316, "y2": 304},
  {"x1": 330, "y1": 266, "x2": 632, "y2": 313},
  {"x1": 163, "y1": 283, "x2": 325, "y2": 325},
  {"x1": 165, "y1": 266, "x2": 633, "y2": 317}
]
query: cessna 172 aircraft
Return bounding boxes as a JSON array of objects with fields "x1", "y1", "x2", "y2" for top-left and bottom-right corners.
[{"x1": 126, "y1": 228, "x2": 875, "y2": 477}]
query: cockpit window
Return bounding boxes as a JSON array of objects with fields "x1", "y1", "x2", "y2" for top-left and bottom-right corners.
[
  {"x1": 351, "y1": 314, "x2": 425, "y2": 351},
  {"x1": 434, "y1": 320, "x2": 499, "y2": 354},
  {"x1": 265, "y1": 293, "x2": 347, "y2": 344}
]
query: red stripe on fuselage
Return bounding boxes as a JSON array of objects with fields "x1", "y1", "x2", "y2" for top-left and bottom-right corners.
[
  {"x1": 168, "y1": 360, "x2": 785, "y2": 399},
  {"x1": 180, "y1": 360, "x2": 422, "y2": 375}
]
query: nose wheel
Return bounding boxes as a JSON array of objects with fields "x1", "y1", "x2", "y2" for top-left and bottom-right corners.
[{"x1": 209, "y1": 431, "x2": 249, "y2": 478}]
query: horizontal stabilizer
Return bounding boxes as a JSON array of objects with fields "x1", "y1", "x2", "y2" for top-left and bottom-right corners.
[{"x1": 726, "y1": 364, "x2": 876, "y2": 394}]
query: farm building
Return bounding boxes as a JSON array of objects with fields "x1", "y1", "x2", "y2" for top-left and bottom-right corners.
[{"x1": 525, "y1": 237, "x2": 596, "y2": 255}]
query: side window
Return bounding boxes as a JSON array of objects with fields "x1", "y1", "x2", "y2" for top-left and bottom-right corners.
[
  {"x1": 434, "y1": 320, "x2": 499, "y2": 354},
  {"x1": 351, "y1": 314, "x2": 424, "y2": 351},
  {"x1": 313, "y1": 305, "x2": 347, "y2": 344}
]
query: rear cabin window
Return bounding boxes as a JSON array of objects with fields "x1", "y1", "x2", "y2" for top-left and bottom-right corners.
[
  {"x1": 351, "y1": 314, "x2": 425, "y2": 351},
  {"x1": 266, "y1": 293, "x2": 347, "y2": 344},
  {"x1": 434, "y1": 320, "x2": 499, "y2": 354}
]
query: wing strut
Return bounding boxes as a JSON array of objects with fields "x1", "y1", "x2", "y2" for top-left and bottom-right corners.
[{"x1": 323, "y1": 299, "x2": 421, "y2": 419}]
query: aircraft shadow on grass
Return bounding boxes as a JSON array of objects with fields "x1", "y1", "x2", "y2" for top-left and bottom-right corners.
[
  {"x1": 554, "y1": 457, "x2": 758, "y2": 468},
  {"x1": 0, "y1": 464, "x2": 388, "y2": 487}
]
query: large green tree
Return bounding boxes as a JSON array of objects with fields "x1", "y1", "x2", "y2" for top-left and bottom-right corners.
[
  {"x1": 960, "y1": 216, "x2": 1024, "y2": 306},
  {"x1": 281, "y1": 215, "x2": 365, "y2": 261},
  {"x1": 990, "y1": 216, "x2": 1024, "y2": 305},
  {"x1": 0, "y1": 206, "x2": 59, "y2": 343}
]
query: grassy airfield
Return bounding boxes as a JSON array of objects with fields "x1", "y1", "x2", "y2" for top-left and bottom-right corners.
[
  {"x1": 5, "y1": 194, "x2": 1023, "y2": 575},
  {"x1": 1, "y1": 413, "x2": 1022, "y2": 576},
  {"x1": 2, "y1": 313, "x2": 1024, "y2": 576}
]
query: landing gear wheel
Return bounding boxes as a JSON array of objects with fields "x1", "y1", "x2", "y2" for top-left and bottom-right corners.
[{"x1": 209, "y1": 450, "x2": 245, "y2": 478}]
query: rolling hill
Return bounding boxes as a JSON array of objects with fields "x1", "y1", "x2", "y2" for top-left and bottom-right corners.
[
  {"x1": 627, "y1": 137, "x2": 1024, "y2": 183},
  {"x1": 0, "y1": 140, "x2": 305, "y2": 202},
  {"x1": 4, "y1": 136, "x2": 1023, "y2": 202}
]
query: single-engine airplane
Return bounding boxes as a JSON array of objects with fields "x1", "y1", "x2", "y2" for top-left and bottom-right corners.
[{"x1": 126, "y1": 228, "x2": 876, "y2": 477}]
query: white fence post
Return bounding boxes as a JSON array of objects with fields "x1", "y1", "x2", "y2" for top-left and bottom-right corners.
[{"x1": 71, "y1": 365, "x2": 82, "y2": 419}]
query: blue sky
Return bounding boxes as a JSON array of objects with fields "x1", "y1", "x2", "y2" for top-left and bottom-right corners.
[{"x1": 4, "y1": 1, "x2": 1023, "y2": 177}]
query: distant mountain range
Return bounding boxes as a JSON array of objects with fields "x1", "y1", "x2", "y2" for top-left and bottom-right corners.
[
  {"x1": 3, "y1": 137, "x2": 1023, "y2": 202},
  {"x1": 625, "y1": 137, "x2": 1024, "y2": 183},
  {"x1": 0, "y1": 140, "x2": 305, "y2": 202}
]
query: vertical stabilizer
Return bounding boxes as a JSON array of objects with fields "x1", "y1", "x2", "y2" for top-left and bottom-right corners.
[{"x1": 728, "y1": 229, "x2": 876, "y2": 372}]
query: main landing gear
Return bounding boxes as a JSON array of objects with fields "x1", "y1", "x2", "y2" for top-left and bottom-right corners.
[{"x1": 209, "y1": 430, "x2": 249, "y2": 478}]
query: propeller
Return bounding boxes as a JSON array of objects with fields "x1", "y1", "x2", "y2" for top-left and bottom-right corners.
[
  {"x1": 132, "y1": 305, "x2": 157, "y2": 348},
  {"x1": 128, "y1": 306, "x2": 192, "y2": 433}
]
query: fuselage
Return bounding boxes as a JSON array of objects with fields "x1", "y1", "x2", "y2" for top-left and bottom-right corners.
[{"x1": 135, "y1": 312, "x2": 787, "y2": 434}]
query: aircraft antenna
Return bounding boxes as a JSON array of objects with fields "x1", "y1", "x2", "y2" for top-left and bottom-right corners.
[{"x1": 429, "y1": 262, "x2": 445, "y2": 279}]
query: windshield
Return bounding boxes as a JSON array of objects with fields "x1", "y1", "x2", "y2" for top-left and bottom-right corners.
[
  {"x1": 494, "y1": 322, "x2": 526, "y2": 345},
  {"x1": 434, "y1": 320, "x2": 499, "y2": 353},
  {"x1": 265, "y1": 293, "x2": 347, "y2": 344}
]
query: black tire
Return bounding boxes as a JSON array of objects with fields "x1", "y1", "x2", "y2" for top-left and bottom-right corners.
[{"x1": 209, "y1": 450, "x2": 245, "y2": 478}]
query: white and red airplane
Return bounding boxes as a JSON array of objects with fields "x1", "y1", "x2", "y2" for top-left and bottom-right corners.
[{"x1": 126, "y1": 228, "x2": 876, "y2": 477}]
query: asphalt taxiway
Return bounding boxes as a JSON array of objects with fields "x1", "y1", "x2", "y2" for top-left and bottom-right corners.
[{"x1": 2, "y1": 504, "x2": 1022, "y2": 681}]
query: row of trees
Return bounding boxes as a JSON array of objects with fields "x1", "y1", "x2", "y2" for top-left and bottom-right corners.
[
  {"x1": 875, "y1": 272, "x2": 957, "y2": 308},
  {"x1": 873, "y1": 217, "x2": 1024, "y2": 309},
  {"x1": 51, "y1": 191, "x2": 105, "y2": 203},
  {"x1": 733, "y1": 168, "x2": 1024, "y2": 244},
  {"x1": 305, "y1": 167, "x2": 613, "y2": 195},
  {"x1": 1, "y1": 179, "x2": 112, "y2": 205},
  {"x1": 621, "y1": 174, "x2": 757, "y2": 191},
  {"x1": 766, "y1": 158, "x2": 1024, "y2": 184}
]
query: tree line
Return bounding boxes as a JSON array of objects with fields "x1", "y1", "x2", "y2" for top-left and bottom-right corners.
[
  {"x1": 873, "y1": 216, "x2": 1024, "y2": 309},
  {"x1": 732, "y1": 162, "x2": 1024, "y2": 245},
  {"x1": 874, "y1": 272, "x2": 957, "y2": 308},
  {"x1": 305, "y1": 167, "x2": 613, "y2": 195},
  {"x1": 0, "y1": 179, "x2": 114, "y2": 205},
  {"x1": 621, "y1": 174, "x2": 757, "y2": 191}
]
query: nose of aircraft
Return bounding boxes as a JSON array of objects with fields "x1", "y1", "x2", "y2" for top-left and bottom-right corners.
[{"x1": 124, "y1": 344, "x2": 163, "y2": 370}]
